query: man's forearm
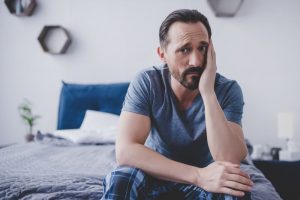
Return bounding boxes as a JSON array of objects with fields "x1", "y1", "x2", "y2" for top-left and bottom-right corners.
[
  {"x1": 116, "y1": 143, "x2": 198, "y2": 185},
  {"x1": 116, "y1": 143, "x2": 252, "y2": 196},
  {"x1": 202, "y1": 92, "x2": 247, "y2": 163}
]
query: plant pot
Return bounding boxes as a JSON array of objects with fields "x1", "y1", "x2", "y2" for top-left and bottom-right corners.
[{"x1": 25, "y1": 133, "x2": 34, "y2": 142}]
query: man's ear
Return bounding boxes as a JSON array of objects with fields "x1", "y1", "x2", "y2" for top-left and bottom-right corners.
[{"x1": 157, "y1": 47, "x2": 166, "y2": 63}]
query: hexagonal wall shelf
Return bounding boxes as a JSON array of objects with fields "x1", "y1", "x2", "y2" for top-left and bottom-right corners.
[
  {"x1": 207, "y1": 0, "x2": 244, "y2": 17},
  {"x1": 38, "y1": 26, "x2": 72, "y2": 55},
  {"x1": 5, "y1": 0, "x2": 36, "y2": 16}
]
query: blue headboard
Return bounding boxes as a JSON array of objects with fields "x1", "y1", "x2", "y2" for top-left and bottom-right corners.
[{"x1": 57, "y1": 81, "x2": 130, "y2": 130}]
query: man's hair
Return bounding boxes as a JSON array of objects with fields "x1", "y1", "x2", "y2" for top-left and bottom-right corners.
[{"x1": 159, "y1": 9, "x2": 212, "y2": 49}]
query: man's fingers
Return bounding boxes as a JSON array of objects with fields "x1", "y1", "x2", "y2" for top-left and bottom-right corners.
[
  {"x1": 201, "y1": 161, "x2": 253, "y2": 197},
  {"x1": 226, "y1": 166, "x2": 252, "y2": 180},
  {"x1": 222, "y1": 180, "x2": 252, "y2": 192},
  {"x1": 217, "y1": 161, "x2": 251, "y2": 181},
  {"x1": 226, "y1": 173, "x2": 253, "y2": 186},
  {"x1": 220, "y1": 187, "x2": 245, "y2": 197},
  {"x1": 218, "y1": 161, "x2": 253, "y2": 185},
  {"x1": 209, "y1": 39, "x2": 215, "y2": 59},
  {"x1": 206, "y1": 39, "x2": 212, "y2": 62}
]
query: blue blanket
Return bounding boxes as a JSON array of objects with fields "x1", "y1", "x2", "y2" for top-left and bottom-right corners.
[
  {"x1": 0, "y1": 134, "x2": 281, "y2": 200},
  {"x1": 0, "y1": 134, "x2": 116, "y2": 199}
]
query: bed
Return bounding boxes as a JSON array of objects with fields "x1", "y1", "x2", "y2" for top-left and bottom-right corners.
[{"x1": 0, "y1": 81, "x2": 296, "y2": 199}]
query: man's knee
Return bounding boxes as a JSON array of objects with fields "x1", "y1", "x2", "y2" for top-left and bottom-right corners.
[
  {"x1": 105, "y1": 166, "x2": 146, "y2": 185},
  {"x1": 102, "y1": 166, "x2": 147, "y2": 199}
]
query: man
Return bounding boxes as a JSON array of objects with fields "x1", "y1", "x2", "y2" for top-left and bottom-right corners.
[{"x1": 102, "y1": 9, "x2": 253, "y2": 200}]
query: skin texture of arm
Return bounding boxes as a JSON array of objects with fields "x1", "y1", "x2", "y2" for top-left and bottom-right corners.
[
  {"x1": 116, "y1": 111, "x2": 253, "y2": 197},
  {"x1": 116, "y1": 111, "x2": 199, "y2": 185},
  {"x1": 199, "y1": 40, "x2": 248, "y2": 164}
]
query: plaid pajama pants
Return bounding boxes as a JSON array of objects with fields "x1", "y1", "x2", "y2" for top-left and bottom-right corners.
[{"x1": 101, "y1": 166, "x2": 251, "y2": 200}]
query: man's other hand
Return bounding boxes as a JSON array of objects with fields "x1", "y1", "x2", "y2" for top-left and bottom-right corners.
[
  {"x1": 196, "y1": 161, "x2": 253, "y2": 197},
  {"x1": 198, "y1": 39, "x2": 217, "y2": 96}
]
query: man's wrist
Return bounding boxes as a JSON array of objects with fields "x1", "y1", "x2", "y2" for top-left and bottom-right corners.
[
  {"x1": 188, "y1": 165, "x2": 203, "y2": 186},
  {"x1": 201, "y1": 91, "x2": 216, "y2": 103}
]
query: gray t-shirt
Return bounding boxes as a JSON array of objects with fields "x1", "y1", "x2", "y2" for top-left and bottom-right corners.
[{"x1": 122, "y1": 65, "x2": 244, "y2": 167}]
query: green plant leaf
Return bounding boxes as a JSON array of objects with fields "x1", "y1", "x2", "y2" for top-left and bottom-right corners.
[{"x1": 18, "y1": 99, "x2": 41, "y2": 131}]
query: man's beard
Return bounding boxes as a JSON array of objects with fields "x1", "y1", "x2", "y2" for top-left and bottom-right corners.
[{"x1": 171, "y1": 66, "x2": 205, "y2": 90}]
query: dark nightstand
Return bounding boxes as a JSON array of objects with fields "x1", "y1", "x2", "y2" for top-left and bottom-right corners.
[{"x1": 253, "y1": 160, "x2": 300, "y2": 200}]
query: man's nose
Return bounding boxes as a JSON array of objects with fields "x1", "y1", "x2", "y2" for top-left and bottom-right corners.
[{"x1": 188, "y1": 51, "x2": 203, "y2": 67}]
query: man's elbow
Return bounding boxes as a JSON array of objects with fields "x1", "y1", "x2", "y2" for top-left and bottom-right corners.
[
  {"x1": 116, "y1": 142, "x2": 138, "y2": 166},
  {"x1": 116, "y1": 145, "x2": 129, "y2": 166},
  {"x1": 214, "y1": 147, "x2": 248, "y2": 164},
  {"x1": 233, "y1": 149, "x2": 248, "y2": 164},
  {"x1": 237, "y1": 142, "x2": 249, "y2": 162}
]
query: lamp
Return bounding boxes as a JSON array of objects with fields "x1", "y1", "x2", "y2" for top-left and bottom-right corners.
[
  {"x1": 277, "y1": 112, "x2": 300, "y2": 160},
  {"x1": 278, "y1": 112, "x2": 294, "y2": 141}
]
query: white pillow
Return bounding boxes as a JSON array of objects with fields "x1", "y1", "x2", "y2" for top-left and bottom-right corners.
[
  {"x1": 53, "y1": 110, "x2": 119, "y2": 144},
  {"x1": 52, "y1": 128, "x2": 118, "y2": 144},
  {"x1": 80, "y1": 110, "x2": 119, "y2": 131}
]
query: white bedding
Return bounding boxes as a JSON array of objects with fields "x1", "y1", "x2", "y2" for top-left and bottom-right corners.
[{"x1": 52, "y1": 110, "x2": 119, "y2": 144}]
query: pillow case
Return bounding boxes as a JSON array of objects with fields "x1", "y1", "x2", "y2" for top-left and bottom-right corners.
[
  {"x1": 53, "y1": 110, "x2": 119, "y2": 144},
  {"x1": 80, "y1": 110, "x2": 119, "y2": 131}
]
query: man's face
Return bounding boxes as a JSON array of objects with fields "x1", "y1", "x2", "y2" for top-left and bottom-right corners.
[{"x1": 162, "y1": 22, "x2": 209, "y2": 90}]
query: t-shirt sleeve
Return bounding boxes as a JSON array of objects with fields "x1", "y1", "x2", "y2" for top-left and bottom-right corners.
[
  {"x1": 122, "y1": 71, "x2": 151, "y2": 117},
  {"x1": 221, "y1": 81, "x2": 244, "y2": 126}
]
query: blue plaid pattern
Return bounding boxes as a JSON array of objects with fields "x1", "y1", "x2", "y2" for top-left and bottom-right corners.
[{"x1": 101, "y1": 166, "x2": 251, "y2": 200}]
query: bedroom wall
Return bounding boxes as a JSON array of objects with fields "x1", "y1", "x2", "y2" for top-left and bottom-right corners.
[{"x1": 0, "y1": 0, "x2": 299, "y2": 148}]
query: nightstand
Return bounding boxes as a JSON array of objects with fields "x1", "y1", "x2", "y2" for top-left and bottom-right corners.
[{"x1": 253, "y1": 160, "x2": 300, "y2": 200}]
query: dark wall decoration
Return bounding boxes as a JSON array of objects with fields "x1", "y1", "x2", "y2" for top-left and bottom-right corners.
[
  {"x1": 5, "y1": 0, "x2": 37, "y2": 16},
  {"x1": 38, "y1": 26, "x2": 72, "y2": 55}
]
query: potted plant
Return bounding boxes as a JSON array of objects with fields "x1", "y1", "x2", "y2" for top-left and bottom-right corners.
[{"x1": 18, "y1": 99, "x2": 41, "y2": 142}]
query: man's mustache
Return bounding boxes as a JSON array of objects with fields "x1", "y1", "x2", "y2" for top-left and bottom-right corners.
[{"x1": 182, "y1": 67, "x2": 205, "y2": 76}]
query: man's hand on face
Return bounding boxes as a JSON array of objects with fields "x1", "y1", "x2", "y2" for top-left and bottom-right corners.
[
  {"x1": 195, "y1": 161, "x2": 253, "y2": 197},
  {"x1": 198, "y1": 39, "x2": 217, "y2": 96}
]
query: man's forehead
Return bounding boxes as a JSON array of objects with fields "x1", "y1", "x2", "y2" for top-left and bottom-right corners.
[{"x1": 168, "y1": 21, "x2": 209, "y2": 43}]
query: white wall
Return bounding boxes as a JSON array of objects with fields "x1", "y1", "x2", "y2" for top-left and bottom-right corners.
[{"x1": 0, "y1": 0, "x2": 299, "y2": 147}]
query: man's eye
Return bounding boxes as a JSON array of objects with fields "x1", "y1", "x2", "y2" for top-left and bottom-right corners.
[
  {"x1": 199, "y1": 46, "x2": 207, "y2": 53},
  {"x1": 180, "y1": 48, "x2": 190, "y2": 54}
]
